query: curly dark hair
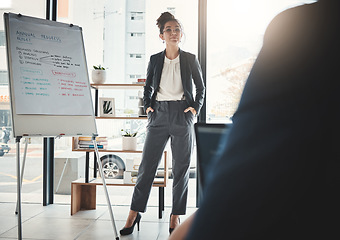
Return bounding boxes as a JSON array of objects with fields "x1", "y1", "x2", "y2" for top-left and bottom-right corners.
[{"x1": 156, "y1": 12, "x2": 182, "y2": 34}]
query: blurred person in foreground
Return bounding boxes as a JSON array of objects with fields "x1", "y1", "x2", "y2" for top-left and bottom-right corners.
[{"x1": 170, "y1": 0, "x2": 340, "y2": 239}]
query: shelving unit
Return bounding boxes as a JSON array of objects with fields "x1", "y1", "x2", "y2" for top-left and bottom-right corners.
[
  {"x1": 71, "y1": 150, "x2": 168, "y2": 217},
  {"x1": 91, "y1": 83, "x2": 146, "y2": 118},
  {"x1": 71, "y1": 83, "x2": 168, "y2": 218}
]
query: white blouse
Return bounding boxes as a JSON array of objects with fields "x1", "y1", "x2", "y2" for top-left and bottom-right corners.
[{"x1": 156, "y1": 55, "x2": 185, "y2": 101}]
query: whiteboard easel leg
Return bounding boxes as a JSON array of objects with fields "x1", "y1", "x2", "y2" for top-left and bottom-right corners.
[
  {"x1": 16, "y1": 138, "x2": 29, "y2": 214},
  {"x1": 16, "y1": 137, "x2": 22, "y2": 240},
  {"x1": 55, "y1": 158, "x2": 69, "y2": 193},
  {"x1": 92, "y1": 135, "x2": 119, "y2": 240}
]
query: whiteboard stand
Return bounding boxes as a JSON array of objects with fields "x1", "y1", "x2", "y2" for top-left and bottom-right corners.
[
  {"x1": 15, "y1": 138, "x2": 29, "y2": 214},
  {"x1": 4, "y1": 12, "x2": 101, "y2": 240},
  {"x1": 55, "y1": 158, "x2": 69, "y2": 193},
  {"x1": 92, "y1": 133, "x2": 119, "y2": 239},
  {"x1": 54, "y1": 134, "x2": 70, "y2": 194},
  {"x1": 15, "y1": 136, "x2": 23, "y2": 240}
]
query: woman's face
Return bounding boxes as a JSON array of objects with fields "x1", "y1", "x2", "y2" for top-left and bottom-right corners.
[{"x1": 160, "y1": 20, "x2": 183, "y2": 46}]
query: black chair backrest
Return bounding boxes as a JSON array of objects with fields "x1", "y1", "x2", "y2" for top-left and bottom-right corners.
[{"x1": 194, "y1": 122, "x2": 233, "y2": 191}]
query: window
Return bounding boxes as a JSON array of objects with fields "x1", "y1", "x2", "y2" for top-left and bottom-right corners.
[
  {"x1": 0, "y1": 0, "x2": 11, "y2": 9},
  {"x1": 206, "y1": 0, "x2": 317, "y2": 123},
  {"x1": 0, "y1": 71, "x2": 8, "y2": 85},
  {"x1": 53, "y1": 0, "x2": 198, "y2": 208},
  {"x1": 0, "y1": 0, "x2": 47, "y2": 204},
  {"x1": 129, "y1": 53, "x2": 143, "y2": 59},
  {"x1": 167, "y1": 7, "x2": 176, "y2": 15},
  {"x1": 130, "y1": 32, "x2": 144, "y2": 37},
  {"x1": 130, "y1": 12, "x2": 144, "y2": 21},
  {"x1": 129, "y1": 74, "x2": 142, "y2": 79},
  {"x1": 0, "y1": 31, "x2": 5, "y2": 46}
]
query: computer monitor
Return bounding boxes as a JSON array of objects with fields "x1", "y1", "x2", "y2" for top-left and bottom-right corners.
[{"x1": 194, "y1": 122, "x2": 232, "y2": 191}]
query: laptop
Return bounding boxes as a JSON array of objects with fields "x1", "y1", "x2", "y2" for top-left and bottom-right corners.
[{"x1": 194, "y1": 122, "x2": 233, "y2": 191}]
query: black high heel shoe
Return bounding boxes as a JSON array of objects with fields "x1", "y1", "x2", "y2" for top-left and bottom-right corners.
[
  {"x1": 120, "y1": 212, "x2": 141, "y2": 236},
  {"x1": 169, "y1": 214, "x2": 180, "y2": 235}
]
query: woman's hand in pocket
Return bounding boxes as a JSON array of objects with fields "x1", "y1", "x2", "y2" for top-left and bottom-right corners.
[
  {"x1": 146, "y1": 107, "x2": 154, "y2": 114},
  {"x1": 184, "y1": 107, "x2": 196, "y2": 116}
]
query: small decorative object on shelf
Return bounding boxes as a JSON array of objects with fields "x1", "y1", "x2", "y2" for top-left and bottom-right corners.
[
  {"x1": 92, "y1": 64, "x2": 106, "y2": 84},
  {"x1": 138, "y1": 90, "x2": 146, "y2": 117},
  {"x1": 121, "y1": 129, "x2": 138, "y2": 151},
  {"x1": 99, "y1": 97, "x2": 115, "y2": 117},
  {"x1": 124, "y1": 157, "x2": 141, "y2": 183},
  {"x1": 132, "y1": 78, "x2": 146, "y2": 84},
  {"x1": 123, "y1": 171, "x2": 138, "y2": 184}
]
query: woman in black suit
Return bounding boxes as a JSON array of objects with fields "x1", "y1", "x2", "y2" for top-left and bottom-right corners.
[{"x1": 120, "y1": 12, "x2": 205, "y2": 236}]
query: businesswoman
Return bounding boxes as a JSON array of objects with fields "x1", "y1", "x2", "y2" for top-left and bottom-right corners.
[{"x1": 120, "y1": 12, "x2": 205, "y2": 236}]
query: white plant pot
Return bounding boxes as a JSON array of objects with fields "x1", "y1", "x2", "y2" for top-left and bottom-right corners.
[
  {"x1": 91, "y1": 69, "x2": 106, "y2": 84},
  {"x1": 122, "y1": 136, "x2": 137, "y2": 151}
]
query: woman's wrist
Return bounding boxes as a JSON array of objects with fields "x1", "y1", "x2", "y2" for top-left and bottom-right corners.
[
  {"x1": 192, "y1": 108, "x2": 197, "y2": 116},
  {"x1": 184, "y1": 107, "x2": 196, "y2": 116},
  {"x1": 146, "y1": 107, "x2": 154, "y2": 114}
]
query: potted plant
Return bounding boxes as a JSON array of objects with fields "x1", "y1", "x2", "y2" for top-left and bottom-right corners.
[
  {"x1": 121, "y1": 129, "x2": 138, "y2": 151},
  {"x1": 92, "y1": 64, "x2": 106, "y2": 84}
]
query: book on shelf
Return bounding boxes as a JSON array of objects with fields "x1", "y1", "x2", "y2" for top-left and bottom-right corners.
[
  {"x1": 78, "y1": 144, "x2": 104, "y2": 149},
  {"x1": 132, "y1": 78, "x2": 146, "y2": 84},
  {"x1": 153, "y1": 178, "x2": 165, "y2": 184},
  {"x1": 78, "y1": 136, "x2": 107, "y2": 141},
  {"x1": 78, "y1": 140, "x2": 108, "y2": 145},
  {"x1": 132, "y1": 82, "x2": 145, "y2": 84},
  {"x1": 75, "y1": 136, "x2": 108, "y2": 149}
]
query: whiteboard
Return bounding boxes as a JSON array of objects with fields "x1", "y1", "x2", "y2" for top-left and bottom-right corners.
[{"x1": 4, "y1": 13, "x2": 97, "y2": 137}]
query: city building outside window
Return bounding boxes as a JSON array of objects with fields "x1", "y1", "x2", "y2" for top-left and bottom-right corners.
[
  {"x1": 0, "y1": 31, "x2": 6, "y2": 46},
  {"x1": 130, "y1": 32, "x2": 144, "y2": 37},
  {"x1": 129, "y1": 53, "x2": 143, "y2": 59},
  {"x1": 0, "y1": 71, "x2": 8, "y2": 85},
  {"x1": 130, "y1": 12, "x2": 144, "y2": 21}
]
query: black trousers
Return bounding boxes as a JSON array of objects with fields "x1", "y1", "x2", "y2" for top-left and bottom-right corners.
[{"x1": 130, "y1": 100, "x2": 194, "y2": 215}]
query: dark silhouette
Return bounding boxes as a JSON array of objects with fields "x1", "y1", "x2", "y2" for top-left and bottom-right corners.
[{"x1": 185, "y1": 1, "x2": 340, "y2": 239}]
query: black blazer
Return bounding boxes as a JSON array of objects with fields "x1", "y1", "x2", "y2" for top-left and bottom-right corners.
[{"x1": 143, "y1": 49, "x2": 205, "y2": 114}]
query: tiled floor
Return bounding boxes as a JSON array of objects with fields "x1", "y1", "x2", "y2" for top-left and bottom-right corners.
[
  {"x1": 0, "y1": 202, "x2": 197, "y2": 240},
  {"x1": 0, "y1": 178, "x2": 198, "y2": 240},
  {"x1": 0, "y1": 147, "x2": 198, "y2": 239}
]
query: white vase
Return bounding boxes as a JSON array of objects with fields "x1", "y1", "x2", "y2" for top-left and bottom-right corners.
[
  {"x1": 91, "y1": 69, "x2": 106, "y2": 84},
  {"x1": 122, "y1": 136, "x2": 137, "y2": 151}
]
